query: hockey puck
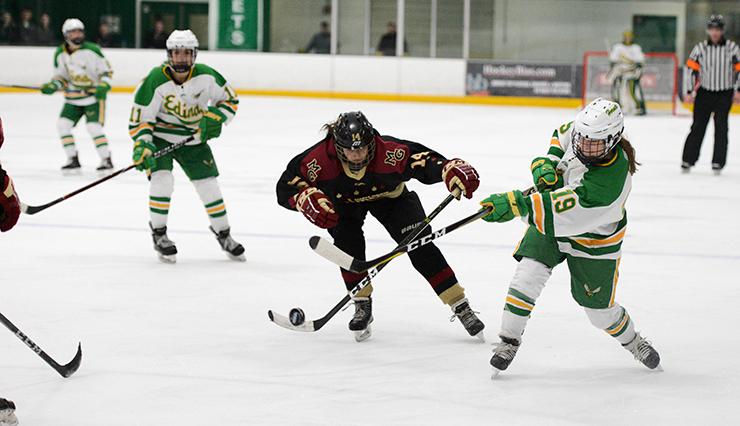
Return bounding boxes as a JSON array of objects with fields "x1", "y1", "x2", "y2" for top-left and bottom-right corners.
[{"x1": 289, "y1": 308, "x2": 306, "y2": 326}]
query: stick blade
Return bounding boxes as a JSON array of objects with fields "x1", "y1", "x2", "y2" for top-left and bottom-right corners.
[
  {"x1": 267, "y1": 310, "x2": 316, "y2": 332},
  {"x1": 309, "y1": 236, "x2": 354, "y2": 270},
  {"x1": 58, "y1": 342, "x2": 82, "y2": 378}
]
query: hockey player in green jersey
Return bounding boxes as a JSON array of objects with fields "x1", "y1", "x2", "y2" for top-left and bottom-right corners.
[
  {"x1": 480, "y1": 98, "x2": 660, "y2": 375},
  {"x1": 129, "y1": 29, "x2": 245, "y2": 263},
  {"x1": 41, "y1": 18, "x2": 114, "y2": 172}
]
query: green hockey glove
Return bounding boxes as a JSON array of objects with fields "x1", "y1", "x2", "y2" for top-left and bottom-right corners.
[
  {"x1": 198, "y1": 107, "x2": 226, "y2": 143},
  {"x1": 40, "y1": 80, "x2": 63, "y2": 95},
  {"x1": 95, "y1": 82, "x2": 111, "y2": 100},
  {"x1": 531, "y1": 157, "x2": 562, "y2": 191},
  {"x1": 480, "y1": 190, "x2": 529, "y2": 223},
  {"x1": 132, "y1": 140, "x2": 156, "y2": 171}
]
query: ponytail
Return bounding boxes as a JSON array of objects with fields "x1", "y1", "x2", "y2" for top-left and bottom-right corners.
[{"x1": 619, "y1": 137, "x2": 640, "y2": 175}]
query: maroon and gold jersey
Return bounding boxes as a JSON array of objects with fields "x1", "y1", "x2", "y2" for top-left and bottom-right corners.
[{"x1": 277, "y1": 132, "x2": 448, "y2": 210}]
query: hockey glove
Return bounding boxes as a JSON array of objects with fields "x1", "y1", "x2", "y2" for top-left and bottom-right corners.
[
  {"x1": 95, "y1": 82, "x2": 111, "y2": 100},
  {"x1": 0, "y1": 173, "x2": 21, "y2": 232},
  {"x1": 294, "y1": 187, "x2": 339, "y2": 229},
  {"x1": 40, "y1": 80, "x2": 63, "y2": 95},
  {"x1": 531, "y1": 157, "x2": 562, "y2": 191},
  {"x1": 480, "y1": 190, "x2": 529, "y2": 223},
  {"x1": 132, "y1": 140, "x2": 157, "y2": 171},
  {"x1": 442, "y1": 158, "x2": 480, "y2": 199},
  {"x1": 199, "y1": 107, "x2": 226, "y2": 143}
]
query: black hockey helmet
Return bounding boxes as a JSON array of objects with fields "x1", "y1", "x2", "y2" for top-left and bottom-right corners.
[
  {"x1": 707, "y1": 15, "x2": 725, "y2": 29},
  {"x1": 331, "y1": 111, "x2": 376, "y2": 172}
]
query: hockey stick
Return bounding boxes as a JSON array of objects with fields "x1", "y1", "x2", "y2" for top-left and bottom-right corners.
[
  {"x1": 0, "y1": 311, "x2": 82, "y2": 378},
  {"x1": 21, "y1": 135, "x2": 196, "y2": 215},
  {"x1": 267, "y1": 190, "x2": 461, "y2": 332},
  {"x1": 311, "y1": 185, "x2": 537, "y2": 273},
  {"x1": 0, "y1": 84, "x2": 41, "y2": 91}
]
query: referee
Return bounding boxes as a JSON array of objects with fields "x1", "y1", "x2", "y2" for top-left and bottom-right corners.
[{"x1": 681, "y1": 15, "x2": 740, "y2": 175}]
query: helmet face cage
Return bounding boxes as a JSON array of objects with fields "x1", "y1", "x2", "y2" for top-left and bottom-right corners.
[
  {"x1": 333, "y1": 112, "x2": 376, "y2": 172},
  {"x1": 167, "y1": 47, "x2": 197, "y2": 73},
  {"x1": 64, "y1": 30, "x2": 85, "y2": 46},
  {"x1": 572, "y1": 130, "x2": 622, "y2": 165}
]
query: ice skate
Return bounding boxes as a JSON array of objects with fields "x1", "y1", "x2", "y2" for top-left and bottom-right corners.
[
  {"x1": 450, "y1": 298, "x2": 485, "y2": 341},
  {"x1": 96, "y1": 156, "x2": 114, "y2": 172},
  {"x1": 712, "y1": 163, "x2": 722, "y2": 176},
  {"x1": 349, "y1": 297, "x2": 373, "y2": 342},
  {"x1": 680, "y1": 161, "x2": 691, "y2": 174},
  {"x1": 0, "y1": 398, "x2": 18, "y2": 426},
  {"x1": 623, "y1": 332, "x2": 661, "y2": 370},
  {"x1": 490, "y1": 336, "x2": 521, "y2": 379},
  {"x1": 210, "y1": 226, "x2": 245, "y2": 261},
  {"x1": 61, "y1": 155, "x2": 81, "y2": 175},
  {"x1": 150, "y1": 222, "x2": 177, "y2": 263}
]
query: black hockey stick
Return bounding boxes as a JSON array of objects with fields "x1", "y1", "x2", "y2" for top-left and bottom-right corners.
[
  {"x1": 0, "y1": 311, "x2": 82, "y2": 378},
  {"x1": 267, "y1": 190, "x2": 460, "y2": 332},
  {"x1": 311, "y1": 185, "x2": 537, "y2": 273},
  {"x1": 21, "y1": 135, "x2": 196, "y2": 215}
]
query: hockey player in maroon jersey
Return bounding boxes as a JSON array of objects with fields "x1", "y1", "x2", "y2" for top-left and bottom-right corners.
[
  {"x1": 0, "y1": 118, "x2": 21, "y2": 426},
  {"x1": 0, "y1": 118, "x2": 21, "y2": 234},
  {"x1": 276, "y1": 111, "x2": 484, "y2": 341}
]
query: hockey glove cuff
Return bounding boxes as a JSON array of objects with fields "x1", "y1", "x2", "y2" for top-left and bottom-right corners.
[
  {"x1": 442, "y1": 158, "x2": 480, "y2": 199},
  {"x1": 95, "y1": 82, "x2": 111, "y2": 100},
  {"x1": 40, "y1": 80, "x2": 64, "y2": 95},
  {"x1": 295, "y1": 187, "x2": 339, "y2": 229},
  {"x1": 132, "y1": 140, "x2": 156, "y2": 171},
  {"x1": 480, "y1": 190, "x2": 529, "y2": 223},
  {"x1": 199, "y1": 107, "x2": 226, "y2": 143}
]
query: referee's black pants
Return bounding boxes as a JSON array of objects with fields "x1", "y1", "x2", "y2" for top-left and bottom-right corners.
[{"x1": 682, "y1": 88, "x2": 734, "y2": 169}]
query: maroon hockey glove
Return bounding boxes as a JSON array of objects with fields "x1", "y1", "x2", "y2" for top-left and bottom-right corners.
[
  {"x1": 294, "y1": 187, "x2": 339, "y2": 229},
  {"x1": 0, "y1": 116, "x2": 4, "y2": 149},
  {"x1": 442, "y1": 158, "x2": 480, "y2": 199},
  {"x1": 0, "y1": 173, "x2": 20, "y2": 232}
]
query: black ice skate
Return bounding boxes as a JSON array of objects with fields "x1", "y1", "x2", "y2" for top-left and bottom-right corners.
[
  {"x1": 61, "y1": 155, "x2": 81, "y2": 174},
  {"x1": 349, "y1": 297, "x2": 373, "y2": 342},
  {"x1": 450, "y1": 298, "x2": 485, "y2": 341},
  {"x1": 0, "y1": 398, "x2": 18, "y2": 426},
  {"x1": 490, "y1": 336, "x2": 521, "y2": 378},
  {"x1": 623, "y1": 332, "x2": 661, "y2": 370},
  {"x1": 150, "y1": 222, "x2": 177, "y2": 263},
  {"x1": 96, "y1": 156, "x2": 114, "y2": 172},
  {"x1": 210, "y1": 226, "x2": 246, "y2": 262}
]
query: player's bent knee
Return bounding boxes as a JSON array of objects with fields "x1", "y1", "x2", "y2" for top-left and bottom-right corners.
[
  {"x1": 510, "y1": 257, "x2": 552, "y2": 298},
  {"x1": 150, "y1": 170, "x2": 174, "y2": 193},
  {"x1": 584, "y1": 304, "x2": 623, "y2": 330},
  {"x1": 56, "y1": 118, "x2": 74, "y2": 135},
  {"x1": 85, "y1": 122, "x2": 104, "y2": 136}
]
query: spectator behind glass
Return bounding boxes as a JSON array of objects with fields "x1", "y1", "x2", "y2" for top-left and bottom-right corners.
[
  {"x1": 143, "y1": 18, "x2": 167, "y2": 49},
  {"x1": 0, "y1": 11, "x2": 18, "y2": 45},
  {"x1": 96, "y1": 22, "x2": 122, "y2": 48},
  {"x1": 36, "y1": 13, "x2": 57, "y2": 46},
  {"x1": 17, "y1": 8, "x2": 38, "y2": 45},
  {"x1": 304, "y1": 21, "x2": 331, "y2": 54},
  {"x1": 377, "y1": 22, "x2": 408, "y2": 56}
]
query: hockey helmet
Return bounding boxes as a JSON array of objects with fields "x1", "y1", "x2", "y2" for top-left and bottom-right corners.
[
  {"x1": 166, "y1": 29, "x2": 199, "y2": 73},
  {"x1": 62, "y1": 18, "x2": 85, "y2": 46},
  {"x1": 572, "y1": 98, "x2": 624, "y2": 165},
  {"x1": 332, "y1": 111, "x2": 376, "y2": 172}
]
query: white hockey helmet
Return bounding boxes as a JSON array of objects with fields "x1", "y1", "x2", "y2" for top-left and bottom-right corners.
[
  {"x1": 166, "y1": 29, "x2": 199, "y2": 73},
  {"x1": 572, "y1": 98, "x2": 624, "y2": 165},
  {"x1": 62, "y1": 18, "x2": 85, "y2": 45}
]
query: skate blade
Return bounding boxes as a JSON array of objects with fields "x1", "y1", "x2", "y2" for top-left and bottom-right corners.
[
  {"x1": 474, "y1": 331, "x2": 486, "y2": 343},
  {"x1": 227, "y1": 253, "x2": 246, "y2": 262},
  {"x1": 158, "y1": 254, "x2": 177, "y2": 264},
  {"x1": 96, "y1": 168, "x2": 114, "y2": 177},
  {"x1": 61, "y1": 169, "x2": 83, "y2": 176},
  {"x1": 354, "y1": 326, "x2": 372, "y2": 342},
  {"x1": 491, "y1": 368, "x2": 502, "y2": 380}
]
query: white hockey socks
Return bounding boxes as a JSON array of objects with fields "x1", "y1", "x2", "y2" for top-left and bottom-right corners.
[
  {"x1": 192, "y1": 177, "x2": 230, "y2": 232},
  {"x1": 584, "y1": 304, "x2": 637, "y2": 345},
  {"x1": 86, "y1": 122, "x2": 110, "y2": 159},
  {"x1": 149, "y1": 170, "x2": 174, "y2": 229},
  {"x1": 57, "y1": 117, "x2": 77, "y2": 158},
  {"x1": 499, "y1": 257, "x2": 552, "y2": 342}
]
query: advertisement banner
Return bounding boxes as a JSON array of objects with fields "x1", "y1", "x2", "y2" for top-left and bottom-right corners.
[
  {"x1": 466, "y1": 61, "x2": 578, "y2": 98},
  {"x1": 218, "y1": 0, "x2": 259, "y2": 50}
]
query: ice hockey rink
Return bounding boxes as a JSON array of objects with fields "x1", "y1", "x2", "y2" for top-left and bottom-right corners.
[{"x1": 1, "y1": 92, "x2": 738, "y2": 425}]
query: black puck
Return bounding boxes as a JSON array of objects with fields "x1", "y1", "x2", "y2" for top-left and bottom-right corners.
[{"x1": 289, "y1": 308, "x2": 306, "y2": 326}]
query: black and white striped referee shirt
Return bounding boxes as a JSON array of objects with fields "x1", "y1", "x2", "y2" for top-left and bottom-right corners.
[{"x1": 683, "y1": 38, "x2": 740, "y2": 93}]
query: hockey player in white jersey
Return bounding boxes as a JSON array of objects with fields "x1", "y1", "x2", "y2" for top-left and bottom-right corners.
[
  {"x1": 608, "y1": 31, "x2": 646, "y2": 115},
  {"x1": 479, "y1": 99, "x2": 660, "y2": 375},
  {"x1": 40, "y1": 18, "x2": 114, "y2": 172},
  {"x1": 128, "y1": 29, "x2": 245, "y2": 263}
]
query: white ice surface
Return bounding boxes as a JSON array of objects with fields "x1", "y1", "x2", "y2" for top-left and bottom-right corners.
[{"x1": 0, "y1": 93, "x2": 738, "y2": 425}]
